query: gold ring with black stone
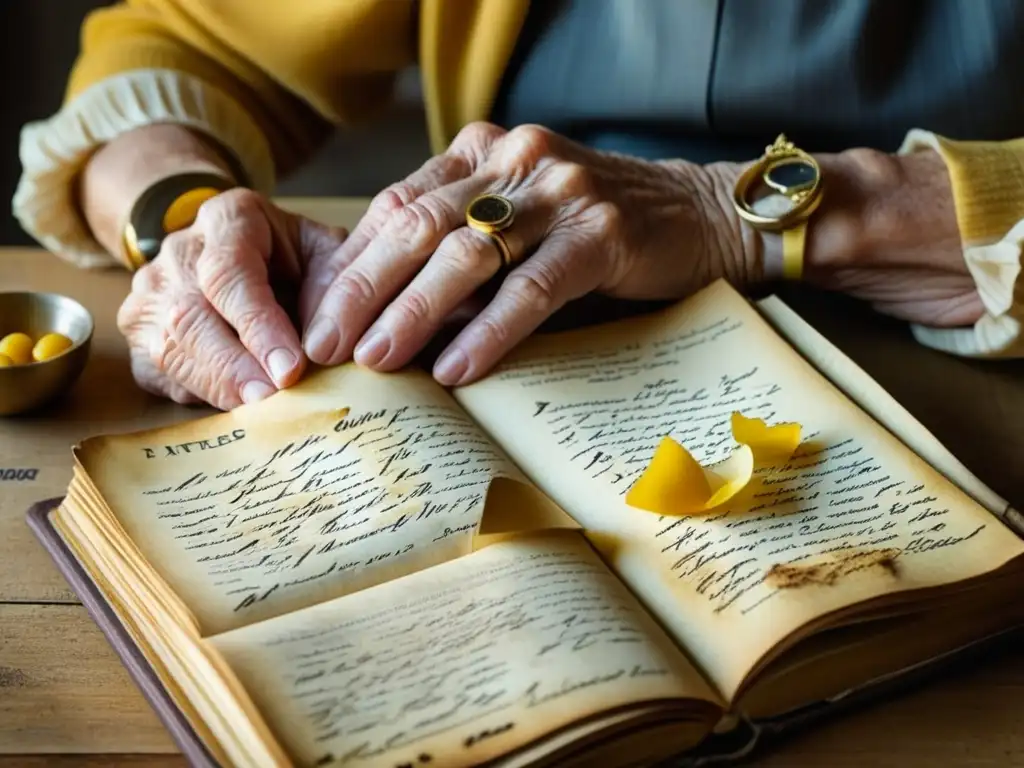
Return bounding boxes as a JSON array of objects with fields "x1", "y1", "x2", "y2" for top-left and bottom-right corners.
[{"x1": 465, "y1": 193, "x2": 517, "y2": 268}]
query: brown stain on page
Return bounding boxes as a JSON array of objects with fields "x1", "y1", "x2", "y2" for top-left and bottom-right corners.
[{"x1": 765, "y1": 548, "x2": 900, "y2": 589}]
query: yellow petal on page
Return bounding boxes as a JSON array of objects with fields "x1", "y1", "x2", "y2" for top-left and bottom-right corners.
[
  {"x1": 626, "y1": 409, "x2": 799, "y2": 517},
  {"x1": 625, "y1": 438, "x2": 756, "y2": 516},
  {"x1": 625, "y1": 436, "x2": 711, "y2": 515},
  {"x1": 702, "y1": 444, "x2": 755, "y2": 508},
  {"x1": 731, "y1": 411, "x2": 801, "y2": 462}
]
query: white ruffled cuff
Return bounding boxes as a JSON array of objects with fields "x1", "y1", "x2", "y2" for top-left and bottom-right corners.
[
  {"x1": 11, "y1": 68, "x2": 276, "y2": 269},
  {"x1": 899, "y1": 129, "x2": 1024, "y2": 357}
]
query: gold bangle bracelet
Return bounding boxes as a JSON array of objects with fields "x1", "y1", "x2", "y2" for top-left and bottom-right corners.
[
  {"x1": 732, "y1": 135, "x2": 823, "y2": 232},
  {"x1": 121, "y1": 172, "x2": 235, "y2": 271},
  {"x1": 732, "y1": 135, "x2": 824, "y2": 281}
]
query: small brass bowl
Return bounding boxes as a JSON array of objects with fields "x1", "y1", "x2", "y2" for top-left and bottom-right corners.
[{"x1": 0, "y1": 292, "x2": 94, "y2": 416}]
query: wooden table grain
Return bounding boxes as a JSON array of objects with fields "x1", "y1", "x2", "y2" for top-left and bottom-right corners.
[{"x1": 1, "y1": 198, "x2": 1022, "y2": 766}]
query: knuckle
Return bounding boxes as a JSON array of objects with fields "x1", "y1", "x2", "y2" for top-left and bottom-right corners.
[
  {"x1": 333, "y1": 269, "x2": 378, "y2": 306},
  {"x1": 452, "y1": 120, "x2": 505, "y2": 149},
  {"x1": 392, "y1": 289, "x2": 434, "y2": 326},
  {"x1": 504, "y1": 269, "x2": 558, "y2": 315},
  {"x1": 212, "y1": 347, "x2": 252, "y2": 380},
  {"x1": 166, "y1": 293, "x2": 206, "y2": 345},
  {"x1": 130, "y1": 262, "x2": 161, "y2": 294},
  {"x1": 116, "y1": 293, "x2": 145, "y2": 336},
  {"x1": 156, "y1": 339, "x2": 189, "y2": 384},
  {"x1": 196, "y1": 187, "x2": 259, "y2": 226},
  {"x1": 166, "y1": 338, "x2": 247, "y2": 404},
  {"x1": 156, "y1": 231, "x2": 203, "y2": 277},
  {"x1": 548, "y1": 161, "x2": 593, "y2": 198},
  {"x1": 231, "y1": 307, "x2": 267, "y2": 344},
  {"x1": 198, "y1": 241, "x2": 250, "y2": 276},
  {"x1": 115, "y1": 298, "x2": 133, "y2": 335},
  {"x1": 440, "y1": 228, "x2": 495, "y2": 274},
  {"x1": 197, "y1": 246, "x2": 266, "y2": 306},
  {"x1": 388, "y1": 198, "x2": 450, "y2": 250},
  {"x1": 586, "y1": 201, "x2": 624, "y2": 235},
  {"x1": 475, "y1": 313, "x2": 512, "y2": 348},
  {"x1": 160, "y1": 229, "x2": 192, "y2": 255},
  {"x1": 507, "y1": 123, "x2": 556, "y2": 159},
  {"x1": 435, "y1": 151, "x2": 472, "y2": 180},
  {"x1": 372, "y1": 182, "x2": 417, "y2": 214}
]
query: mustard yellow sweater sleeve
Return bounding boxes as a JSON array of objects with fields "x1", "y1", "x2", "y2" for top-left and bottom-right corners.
[
  {"x1": 900, "y1": 130, "x2": 1024, "y2": 358},
  {"x1": 67, "y1": 0, "x2": 419, "y2": 172},
  {"x1": 13, "y1": 0, "x2": 418, "y2": 268}
]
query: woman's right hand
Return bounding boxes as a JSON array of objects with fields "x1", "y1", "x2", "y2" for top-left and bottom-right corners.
[{"x1": 116, "y1": 189, "x2": 347, "y2": 410}]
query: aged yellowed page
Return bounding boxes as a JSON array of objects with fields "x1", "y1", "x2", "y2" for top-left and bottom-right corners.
[
  {"x1": 455, "y1": 279, "x2": 1024, "y2": 700},
  {"x1": 74, "y1": 365, "x2": 565, "y2": 635},
  {"x1": 756, "y1": 295, "x2": 1021, "y2": 529},
  {"x1": 209, "y1": 532, "x2": 721, "y2": 768},
  {"x1": 53, "y1": 499, "x2": 290, "y2": 768}
]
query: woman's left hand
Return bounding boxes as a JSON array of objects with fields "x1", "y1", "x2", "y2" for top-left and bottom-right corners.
[
  {"x1": 298, "y1": 121, "x2": 984, "y2": 388},
  {"x1": 298, "y1": 122, "x2": 753, "y2": 386}
]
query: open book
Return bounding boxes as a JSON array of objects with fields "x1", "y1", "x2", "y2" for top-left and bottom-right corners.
[{"x1": 34, "y1": 280, "x2": 1024, "y2": 768}]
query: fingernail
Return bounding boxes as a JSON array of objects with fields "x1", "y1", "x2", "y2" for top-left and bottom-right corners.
[
  {"x1": 241, "y1": 380, "x2": 276, "y2": 404},
  {"x1": 433, "y1": 347, "x2": 469, "y2": 386},
  {"x1": 354, "y1": 330, "x2": 391, "y2": 367},
  {"x1": 304, "y1": 318, "x2": 340, "y2": 362},
  {"x1": 267, "y1": 347, "x2": 297, "y2": 385}
]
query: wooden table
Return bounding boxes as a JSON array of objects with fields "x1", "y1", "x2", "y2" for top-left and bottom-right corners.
[{"x1": 2, "y1": 198, "x2": 1023, "y2": 767}]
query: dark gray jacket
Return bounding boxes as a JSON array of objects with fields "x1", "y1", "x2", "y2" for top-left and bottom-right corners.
[{"x1": 493, "y1": 0, "x2": 1024, "y2": 161}]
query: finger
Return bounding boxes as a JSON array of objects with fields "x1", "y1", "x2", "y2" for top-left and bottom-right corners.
[
  {"x1": 432, "y1": 228, "x2": 610, "y2": 387},
  {"x1": 303, "y1": 176, "x2": 488, "y2": 365},
  {"x1": 352, "y1": 199, "x2": 547, "y2": 371},
  {"x1": 299, "y1": 127, "x2": 504, "y2": 328},
  {"x1": 129, "y1": 349, "x2": 201, "y2": 405},
  {"x1": 117, "y1": 268, "x2": 198, "y2": 406},
  {"x1": 285, "y1": 216, "x2": 348, "y2": 323},
  {"x1": 264, "y1": 201, "x2": 348, "y2": 281},
  {"x1": 157, "y1": 290, "x2": 278, "y2": 411},
  {"x1": 193, "y1": 190, "x2": 306, "y2": 388}
]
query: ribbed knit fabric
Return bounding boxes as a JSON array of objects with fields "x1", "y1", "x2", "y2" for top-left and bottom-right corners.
[{"x1": 13, "y1": 69, "x2": 275, "y2": 268}]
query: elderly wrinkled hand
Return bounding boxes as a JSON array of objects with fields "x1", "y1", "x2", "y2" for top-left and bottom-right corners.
[
  {"x1": 300, "y1": 122, "x2": 983, "y2": 387},
  {"x1": 117, "y1": 189, "x2": 346, "y2": 410},
  {"x1": 298, "y1": 122, "x2": 752, "y2": 387}
]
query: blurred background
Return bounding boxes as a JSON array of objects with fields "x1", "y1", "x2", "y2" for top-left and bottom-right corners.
[{"x1": 0, "y1": 0, "x2": 432, "y2": 246}]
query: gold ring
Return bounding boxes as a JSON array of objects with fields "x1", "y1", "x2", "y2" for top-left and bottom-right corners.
[{"x1": 466, "y1": 194, "x2": 517, "y2": 268}]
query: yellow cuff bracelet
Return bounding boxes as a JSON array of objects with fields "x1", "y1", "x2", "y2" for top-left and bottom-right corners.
[{"x1": 122, "y1": 172, "x2": 235, "y2": 271}]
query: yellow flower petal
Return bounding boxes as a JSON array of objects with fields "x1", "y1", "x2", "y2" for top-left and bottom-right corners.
[
  {"x1": 625, "y1": 439, "x2": 755, "y2": 517},
  {"x1": 625, "y1": 436, "x2": 711, "y2": 515},
  {"x1": 625, "y1": 411, "x2": 802, "y2": 517},
  {"x1": 731, "y1": 411, "x2": 801, "y2": 462},
  {"x1": 702, "y1": 444, "x2": 755, "y2": 508}
]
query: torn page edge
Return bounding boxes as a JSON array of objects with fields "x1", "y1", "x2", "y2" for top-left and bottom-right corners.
[{"x1": 474, "y1": 475, "x2": 581, "y2": 549}]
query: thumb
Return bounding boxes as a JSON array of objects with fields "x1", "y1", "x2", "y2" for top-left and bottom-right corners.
[{"x1": 194, "y1": 189, "x2": 307, "y2": 389}]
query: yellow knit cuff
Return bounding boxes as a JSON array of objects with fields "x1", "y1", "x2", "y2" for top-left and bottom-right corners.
[
  {"x1": 899, "y1": 129, "x2": 1023, "y2": 358},
  {"x1": 901, "y1": 130, "x2": 1024, "y2": 244}
]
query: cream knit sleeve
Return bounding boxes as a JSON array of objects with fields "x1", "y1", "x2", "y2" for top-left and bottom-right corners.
[
  {"x1": 12, "y1": 69, "x2": 275, "y2": 269},
  {"x1": 899, "y1": 129, "x2": 1023, "y2": 358}
]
